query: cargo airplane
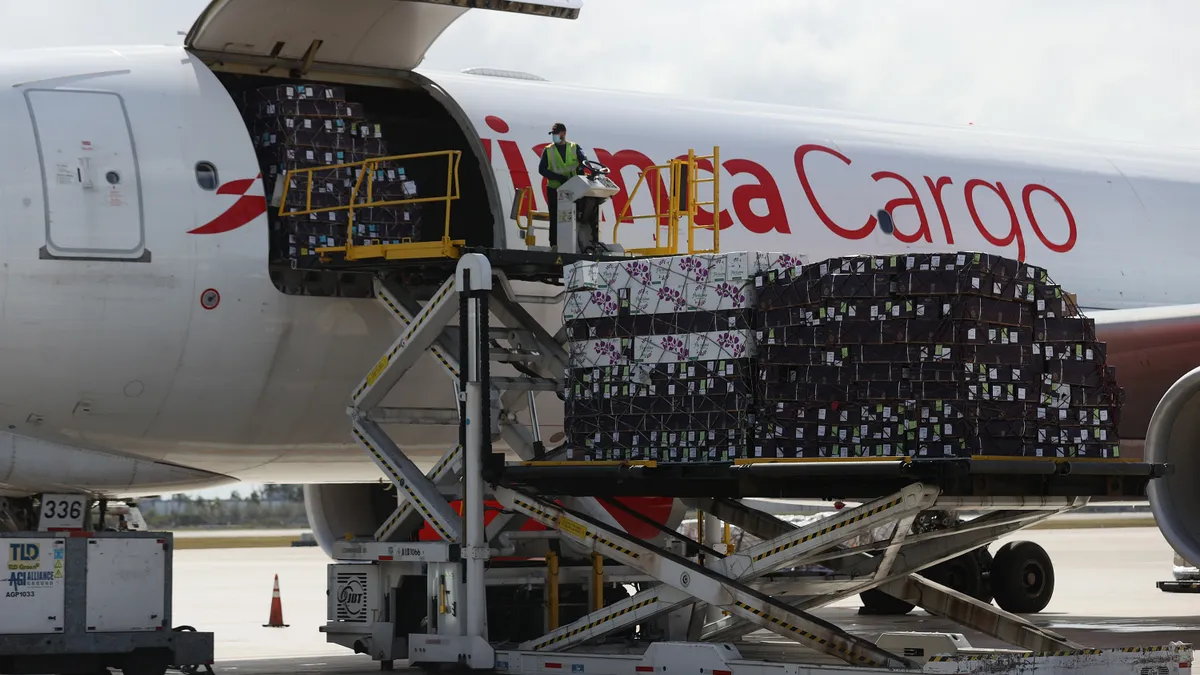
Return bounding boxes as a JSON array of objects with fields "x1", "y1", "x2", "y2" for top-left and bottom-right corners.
[{"x1": 1, "y1": 0, "x2": 1199, "y2": 582}]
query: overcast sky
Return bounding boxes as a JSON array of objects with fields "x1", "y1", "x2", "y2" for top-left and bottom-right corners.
[
  {"x1": 4, "y1": 0, "x2": 1189, "y2": 498},
  {"x1": 3, "y1": 0, "x2": 1196, "y2": 149}
]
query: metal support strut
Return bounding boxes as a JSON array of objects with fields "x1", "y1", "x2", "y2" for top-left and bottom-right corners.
[{"x1": 458, "y1": 253, "x2": 493, "y2": 654}]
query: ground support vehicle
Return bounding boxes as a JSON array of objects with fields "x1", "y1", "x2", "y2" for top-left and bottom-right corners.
[
  {"x1": 0, "y1": 528, "x2": 213, "y2": 675},
  {"x1": 1157, "y1": 551, "x2": 1200, "y2": 593},
  {"x1": 317, "y1": 246, "x2": 1182, "y2": 675}
]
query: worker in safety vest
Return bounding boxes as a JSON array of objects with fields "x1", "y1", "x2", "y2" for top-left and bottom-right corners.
[{"x1": 539, "y1": 122, "x2": 590, "y2": 249}]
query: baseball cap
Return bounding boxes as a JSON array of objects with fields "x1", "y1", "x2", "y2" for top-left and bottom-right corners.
[{"x1": 549, "y1": 122, "x2": 566, "y2": 134}]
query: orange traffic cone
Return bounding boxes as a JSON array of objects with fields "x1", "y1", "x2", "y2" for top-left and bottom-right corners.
[{"x1": 263, "y1": 574, "x2": 289, "y2": 627}]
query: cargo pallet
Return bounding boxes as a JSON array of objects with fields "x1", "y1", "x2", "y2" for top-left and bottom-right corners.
[{"x1": 319, "y1": 251, "x2": 1185, "y2": 675}]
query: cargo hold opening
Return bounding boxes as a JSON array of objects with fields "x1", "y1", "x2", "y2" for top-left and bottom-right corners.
[{"x1": 213, "y1": 72, "x2": 497, "y2": 297}]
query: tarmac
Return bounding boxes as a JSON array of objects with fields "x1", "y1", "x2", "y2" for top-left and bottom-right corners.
[{"x1": 174, "y1": 525, "x2": 1200, "y2": 674}]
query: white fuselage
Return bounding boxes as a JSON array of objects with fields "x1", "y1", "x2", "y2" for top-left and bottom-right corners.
[{"x1": 1, "y1": 41, "x2": 1198, "y2": 496}]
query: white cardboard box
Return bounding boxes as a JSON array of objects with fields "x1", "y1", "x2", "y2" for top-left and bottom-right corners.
[
  {"x1": 564, "y1": 251, "x2": 805, "y2": 292},
  {"x1": 568, "y1": 338, "x2": 630, "y2": 368},
  {"x1": 631, "y1": 329, "x2": 756, "y2": 364}
]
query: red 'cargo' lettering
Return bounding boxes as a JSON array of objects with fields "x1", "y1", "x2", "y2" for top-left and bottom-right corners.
[
  {"x1": 793, "y1": 144, "x2": 874, "y2": 240},
  {"x1": 871, "y1": 170, "x2": 931, "y2": 244},
  {"x1": 924, "y1": 176, "x2": 956, "y2": 244},
  {"x1": 1022, "y1": 183, "x2": 1077, "y2": 252},
  {"x1": 793, "y1": 142, "x2": 1078, "y2": 260},
  {"x1": 964, "y1": 179, "x2": 1025, "y2": 261}
]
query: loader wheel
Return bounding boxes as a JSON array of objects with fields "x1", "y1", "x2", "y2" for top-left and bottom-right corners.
[
  {"x1": 120, "y1": 648, "x2": 170, "y2": 675},
  {"x1": 990, "y1": 540, "x2": 1054, "y2": 614},
  {"x1": 972, "y1": 547, "x2": 994, "y2": 605},
  {"x1": 926, "y1": 549, "x2": 987, "y2": 602},
  {"x1": 858, "y1": 588, "x2": 915, "y2": 615}
]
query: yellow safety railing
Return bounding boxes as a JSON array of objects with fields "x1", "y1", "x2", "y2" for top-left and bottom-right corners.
[
  {"x1": 278, "y1": 150, "x2": 465, "y2": 262},
  {"x1": 512, "y1": 186, "x2": 550, "y2": 246},
  {"x1": 688, "y1": 147, "x2": 721, "y2": 255},
  {"x1": 612, "y1": 146, "x2": 721, "y2": 257}
]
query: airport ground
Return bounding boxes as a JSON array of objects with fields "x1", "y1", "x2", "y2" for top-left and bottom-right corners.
[{"x1": 172, "y1": 522, "x2": 1200, "y2": 674}]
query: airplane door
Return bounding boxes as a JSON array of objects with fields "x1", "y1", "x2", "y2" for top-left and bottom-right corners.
[{"x1": 25, "y1": 89, "x2": 149, "y2": 262}]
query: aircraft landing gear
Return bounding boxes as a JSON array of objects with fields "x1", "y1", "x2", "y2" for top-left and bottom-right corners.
[
  {"x1": 990, "y1": 540, "x2": 1055, "y2": 614},
  {"x1": 859, "y1": 547, "x2": 993, "y2": 615},
  {"x1": 859, "y1": 542, "x2": 1053, "y2": 615}
]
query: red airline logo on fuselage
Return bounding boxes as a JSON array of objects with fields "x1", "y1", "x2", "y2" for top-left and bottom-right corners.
[{"x1": 189, "y1": 174, "x2": 267, "y2": 235}]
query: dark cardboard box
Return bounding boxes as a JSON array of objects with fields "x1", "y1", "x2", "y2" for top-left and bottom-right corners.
[
  {"x1": 256, "y1": 99, "x2": 364, "y2": 119},
  {"x1": 255, "y1": 83, "x2": 346, "y2": 103},
  {"x1": 564, "y1": 250, "x2": 1122, "y2": 463},
  {"x1": 565, "y1": 309, "x2": 753, "y2": 340},
  {"x1": 1035, "y1": 318, "x2": 1097, "y2": 343},
  {"x1": 820, "y1": 273, "x2": 892, "y2": 299},
  {"x1": 946, "y1": 297, "x2": 1033, "y2": 326}
]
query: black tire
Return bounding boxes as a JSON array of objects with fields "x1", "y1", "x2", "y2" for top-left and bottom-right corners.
[
  {"x1": 926, "y1": 551, "x2": 984, "y2": 600},
  {"x1": 120, "y1": 648, "x2": 169, "y2": 675},
  {"x1": 973, "y1": 547, "x2": 995, "y2": 605},
  {"x1": 858, "y1": 588, "x2": 916, "y2": 615},
  {"x1": 990, "y1": 540, "x2": 1055, "y2": 614}
]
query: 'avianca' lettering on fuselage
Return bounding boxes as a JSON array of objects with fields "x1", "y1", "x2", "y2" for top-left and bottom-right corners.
[
  {"x1": 189, "y1": 175, "x2": 267, "y2": 235},
  {"x1": 480, "y1": 115, "x2": 1078, "y2": 262}
]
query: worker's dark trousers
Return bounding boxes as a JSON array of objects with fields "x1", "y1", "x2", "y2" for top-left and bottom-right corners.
[{"x1": 547, "y1": 187, "x2": 558, "y2": 248}]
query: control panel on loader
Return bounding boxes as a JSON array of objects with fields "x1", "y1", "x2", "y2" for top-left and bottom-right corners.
[{"x1": 554, "y1": 160, "x2": 622, "y2": 255}]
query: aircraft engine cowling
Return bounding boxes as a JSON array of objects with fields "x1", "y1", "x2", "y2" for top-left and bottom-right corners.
[
  {"x1": 303, "y1": 483, "x2": 398, "y2": 557},
  {"x1": 304, "y1": 484, "x2": 691, "y2": 559},
  {"x1": 1146, "y1": 365, "x2": 1200, "y2": 567}
]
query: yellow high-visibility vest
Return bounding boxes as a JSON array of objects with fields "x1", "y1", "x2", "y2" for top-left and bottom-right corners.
[{"x1": 545, "y1": 141, "x2": 580, "y2": 189}]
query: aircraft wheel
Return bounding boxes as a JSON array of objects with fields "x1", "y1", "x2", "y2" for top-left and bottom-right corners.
[{"x1": 990, "y1": 540, "x2": 1054, "y2": 614}]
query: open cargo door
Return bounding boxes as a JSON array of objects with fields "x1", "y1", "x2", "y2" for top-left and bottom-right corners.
[{"x1": 185, "y1": 0, "x2": 581, "y2": 73}]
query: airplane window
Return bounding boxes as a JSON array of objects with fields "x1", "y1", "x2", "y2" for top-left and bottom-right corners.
[
  {"x1": 195, "y1": 162, "x2": 219, "y2": 191},
  {"x1": 105, "y1": 171, "x2": 120, "y2": 185}
]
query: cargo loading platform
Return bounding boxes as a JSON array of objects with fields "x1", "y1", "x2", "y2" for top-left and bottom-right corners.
[
  {"x1": 244, "y1": 102, "x2": 1184, "y2": 673},
  {"x1": 312, "y1": 245, "x2": 1180, "y2": 675},
  {"x1": 492, "y1": 456, "x2": 1166, "y2": 500}
]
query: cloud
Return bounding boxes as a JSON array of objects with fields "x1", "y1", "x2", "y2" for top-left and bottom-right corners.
[{"x1": 0, "y1": 0, "x2": 1195, "y2": 146}]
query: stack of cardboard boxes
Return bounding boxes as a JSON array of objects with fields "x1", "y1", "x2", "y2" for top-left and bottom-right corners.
[
  {"x1": 753, "y1": 252, "x2": 1122, "y2": 460},
  {"x1": 561, "y1": 251, "x2": 1123, "y2": 463},
  {"x1": 562, "y1": 253, "x2": 803, "y2": 462},
  {"x1": 240, "y1": 83, "x2": 423, "y2": 266}
]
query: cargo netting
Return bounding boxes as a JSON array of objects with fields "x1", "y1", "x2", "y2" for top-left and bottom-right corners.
[{"x1": 562, "y1": 252, "x2": 1123, "y2": 463}]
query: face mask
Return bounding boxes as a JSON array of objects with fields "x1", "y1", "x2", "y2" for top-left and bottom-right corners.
[{"x1": 555, "y1": 134, "x2": 565, "y2": 144}]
